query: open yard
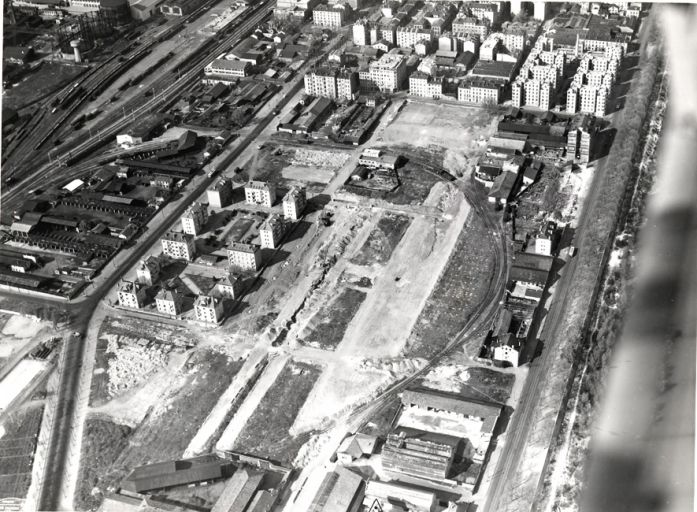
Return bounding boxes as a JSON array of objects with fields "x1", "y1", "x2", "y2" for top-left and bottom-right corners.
[
  {"x1": 232, "y1": 359, "x2": 321, "y2": 466},
  {"x1": 351, "y1": 213, "x2": 412, "y2": 266},
  {"x1": 382, "y1": 101, "x2": 496, "y2": 151},
  {"x1": 301, "y1": 287, "x2": 367, "y2": 351},
  {"x1": 0, "y1": 404, "x2": 44, "y2": 499},
  {"x1": 404, "y1": 211, "x2": 496, "y2": 358},
  {"x1": 2, "y1": 61, "x2": 86, "y2": 110}
]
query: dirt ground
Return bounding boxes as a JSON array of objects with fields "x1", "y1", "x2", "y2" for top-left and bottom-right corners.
[
  {"x1": 232, "y1": 359, "x2": 321, "y2": 466},
  {"x1": 404, "y1": 210, "x2": 497, "y2": 359},
  {"x1": 351, "y1": 213, "x2": 412, "y2": 266},
  {"x1": 300, "y1": 287, "x2": 367, "y2": 350},
  {"x1": 2, "y1": 62, "x2": 86, "y2": 110},
  {"x1": 0, "y1": 404, "x2": 44, "y2": 500}
]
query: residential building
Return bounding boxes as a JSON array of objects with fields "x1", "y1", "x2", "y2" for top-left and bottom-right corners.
[
  {"x1": 408, "y1": 72, "x2": 443, "y2": 99},
  {"x1": 534, "y1": 221, "x2": 557, "y2": 256},
  {"x1": 207, "y1": 178, "x2": 234, "y2": 208},
  {"x1": 244, "y1": 181, "x2": 276, "y2": 207},
  {"x1": 488, "y1": 171, "x2": 518, "y2": 206},
  {"x1": 452, "y1": 15, "x2": 488, "y2": 38},
  {"x1": 156, "y1": 289, "x2": 183, "y2": 316},
  {"x1": 312, "y1": 4, "x2": 344, "y2": 28},
  {"x1": 227, "y1": 242, "x2": 262, "y2": 271},
  {"x1": 566, "y1": 113, "x2": 596, "y2": 163},
  {"x1": 308, "y1": 467, "x2": 364, "y2": 512},
  {"x1": 118, "y1": 281, "x2": 146, "y2": 309},
  {"x1": 181, "y1": 202, "x2": 208, "y2": 236},
  {"x1": 458, "y1": 78, "x2": 502, "y2": 104},
  {"x1": 215, "y1": 274, "x2": 243, "y2": 299},
  {"x1": 259, "y1": 215, "x2": 285, "y2": 249},
  {"x1": 479, "y1": 35, "x2": 499, "y2": 61},
  {"x1": 353, "y1": 19, "x2": 371, "y2": 45},
  {"x1": 136, "y1": 255, "x2": 160, "y2": 286},
  {"x1": 204, "y1": 59, "x2": 251, "y2": 79},
  {"x1": 368, "y1": 53, "x2": 407, "y2": 93},
  {"x1": 304, "y1": 67, "x2": 358, "y2": 100},
  {"x1": 396, "y1": 26, "x2": 433, "y2": 49},
  {"x1": 194, "y1": 294, "x2": 224, "y2": 323},
  {"x1": 161, "y1": 231, "x2": 196, "y2": 261},
  {"x1": 282, "y1": 187, "x2": 307, "y2": 220}
]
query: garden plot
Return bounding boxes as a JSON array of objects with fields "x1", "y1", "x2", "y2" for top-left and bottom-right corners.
[
  {"x1": 232, "y1": 359, "x2": 321, "y2": 466},
  {"x1": 404, "y1": 211, "x2": 496, "y2": 359},
  {"x1": 299, "y1": 287, "x2": 367, "y2": 351},
  {"x1": 350, "y1": 213, "x2": 412, "y2": 266},
  {"x1": 0, "y1": 405, "x2": 43, "y2": 499}
]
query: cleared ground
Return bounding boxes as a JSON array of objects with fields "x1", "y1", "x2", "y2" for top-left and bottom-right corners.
[
  {"x1": 0, "y1": 404, "x2": 43, "y2": 499},
  {"x1": 404, "y1": 210, "x2": 496, "y2": 358},
  {"x1": 2, "y1": 62, "x2": 85, "y2": 110},
  {"x1": 77, "y1": 348, "x2": 244, "y2": 509},
  {"x1": 301, "y1": 287, "x2": 367, "y2": 350},
  {"x1": 232, "y1": 359, "x2": 321, "y2": 466},
  {"x1": 351, "y1": 213, "x2": 412, "y2": 266}
]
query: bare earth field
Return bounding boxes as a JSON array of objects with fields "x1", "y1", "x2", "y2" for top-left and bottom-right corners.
[
  {"x1": 301, "y1": 287, "x2": 368, "y2": 350},
  {"x1": 351, "y1": 213, "x2": 412, "y2": 266},
  {"x1": 2, "y1": 62, "x2": 86, "y2": 110},
  {"x1": 232, "y1": 359, "x2": 321, "y2": 466},
  {"x1": 404, "y1": 210, "x2": 496, "y2": 359},
  {"x1": 0, "y1": 405, "x2": 44, "y2": 500}
]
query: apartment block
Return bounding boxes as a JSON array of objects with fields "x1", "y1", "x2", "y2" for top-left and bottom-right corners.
[
  {"x1": 215, "y1": 274, "x2": 243, "y2": 299},
  {"x1": 161, "y1": 231, "x2": 196, "y2": 261},
  {"x1": 207, "y1": 178, "x2": 234, "y2": 208},
  {"x1": 312, "y1": 4, "x2": 345, "y2": 28},
  {"x1": 396, "y1": 27, "x2": 433, "y2": 49},
  {"x1": 227, "y1": 242, "x2": 262, "y2": 271},
  {"x1": 458, "y1": 78, "x2": 501, "y2": 104},
  {"x1": 136, "y1": 255, "x2": 160, "y2": 286},
  {"x1": 408, "y1": 72, "x2": 443, "y2": 99},
  {"x1": 244, "y1": 181, "x2": 276, "y2": 207},
  {"x1": 282, "y1": 187, "x2": 307, "y2": 220},
  {"x1": 118, "y1": 281, "x2": 146, "y2": 309},
  {"x1": 259, "y1": 215, "x2": 285, "y2": 249},
  {"x1": 353, "y1": 19, "x2": 371, "y2": 45},
  {"x1": 155, "y1": 289, "x2": 183, "y2": 316},
  {"x1": 181, "y1": 202, "x2": 208, "y2": 236},
  {"x1": 194, "y1": 294, "x2": 224, "y2": 324},
  {"x1": 304, "y1": 67, "x2": 358, "y2": 100},
  {"x1": 368, "y1": 53, "x2": 407, "y2": 93}
]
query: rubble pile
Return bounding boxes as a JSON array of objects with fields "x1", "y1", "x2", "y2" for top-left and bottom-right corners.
[
  {"x1": 105, "y1": 335, "x2": 170, "y2": 397},
  {"x1": 291, "y1": 149, "x2": 350, "y2": 169}
]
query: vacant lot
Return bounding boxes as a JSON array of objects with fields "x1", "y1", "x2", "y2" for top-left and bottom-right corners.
[
  {"x1": 0, "y1": 405, "x2": 43, "y2": 499},
  {"x1": 352, "y1": 213, "x2": 412, "y2": 266},
  {"x1": 75, "y1": 419, "x2": 132, "y2": 511},
  {"x1": 233, "y1": 360, "x2": 321, "y2": 466},
  {"x1": 77, "y1": 349, "x2": 244, "y2": 509},
  {"x1": 404, "y1": 213, "x2": 496, "y2": 358},
  {"x1": 345, "y1": 163, "x2": 442, "y2": 206},
  {"x1": 383, "y1": 101, "x2": 496, "y2": 152},
  {"x1": 301, "y1": 288, "x2": 367, "y2": 351}
]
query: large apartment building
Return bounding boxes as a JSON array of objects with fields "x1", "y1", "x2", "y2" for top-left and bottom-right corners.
[
  {"x1": 304, "y1": 67, "x2": 358, "y2": 100},
  {"x1": 282, "y1": 187, "x2": 307, "y2": 221},
  {"x1": 458, "y1": 78, "x2": 502, "y2": 104},
  {"x1": 408, "y1": 72, "x2": 443, "y2": 99},
  {"x1": 181, "y1": 202, "x2": 208, "y2": 236},
  {"x1": 368, "y1": 53, "x2": 407, "y2": 93},
  {"x1": 259, "y1": 215, "x2": 285, "y2": 249},
  {"x1": 161, "y1": 231, "x2": 196, "y2": 261},
  {"x1": 207, "y1": 178, "x2": 234, "y2": 208},
  {"x1": 312, "y1": 4, "x2": 345, "y2": 28},
  {"x1": 227, "y1": 242, "x2": 262, "y2": 271},
  {"x1": 244, "y1": 181, "x2": 276, "y2": 207},
  {"x1": 194, "y1": 294, "x2": 224, "y2": 324},
  {"x1": 118, "y1": 281, "x2": 146, "y2": 309}
]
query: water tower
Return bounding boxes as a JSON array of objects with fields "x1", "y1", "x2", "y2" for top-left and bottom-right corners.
[{"x1": 70, "y1": 39, "x2": 82, "y2": 63}]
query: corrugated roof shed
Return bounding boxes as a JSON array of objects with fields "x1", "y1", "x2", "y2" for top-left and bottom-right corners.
[
  {"x1": 309, "y1": 467, "x2": 364, "y2": 512},
  {"x1": 211, "y1": 468, "x2": 264, "y2": 512},
  {"x1": 401, "y1": 387, "x2": 502, "y2": 419},
  {"x1": 122, "y1": 455, "x2": 231, "y2": 494}
]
